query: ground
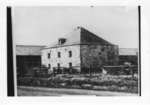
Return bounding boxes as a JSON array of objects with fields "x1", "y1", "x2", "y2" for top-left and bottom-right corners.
[
  {"x1": 17, "y1": 86, "x2": 138, "y2": 96},
  {"x1": 18, "y1": 73, "x2": 138, "y2": 93}
]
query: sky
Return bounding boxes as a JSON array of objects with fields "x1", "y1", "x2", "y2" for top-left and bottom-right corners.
[{"x1": 13, "y1": 6, "x2": 139, "y2": 48}]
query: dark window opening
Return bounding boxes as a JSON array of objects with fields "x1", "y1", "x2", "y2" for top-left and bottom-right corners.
[
  {"x1": 58, "y1": 52, "x2": 61, "y2": 58},
  {"x1": 58, "y1": 38, "x2": 66, "y2": 45},
  {"x1": 69, "y1": 51, "x2": 72, "y2": 57},
  {"x1": 99, "y1": 52, "x2": 102, "y2": 55},
  {"x1": 48, "y1": 53, "x2": 50, "y2": 59},
  {"x1": 57, "y1": 63, "x2": 60, "y2": 68},
  {"x1": 48, "y1": 64, "x2": 51, "y2": 69},
  {"x1": 69, "y1": 62, "x2": 72, "y2": 68},
  {"x1": 101, "y1": 47, "x2": 105, "y2": 52}
]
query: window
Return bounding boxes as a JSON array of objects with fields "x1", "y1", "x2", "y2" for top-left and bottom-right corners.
[
  {"x1": 48, "y1": 64, "x2": 51, "y2": 69},
  {"x1": 58, "y1": 38, "x2": 66, "y2": 45},
  {"x1": 58, "y1": 52, "x2": 61, "y2": 58},
  {"x1": 69, "y1": 51, "x2": 72, "y2": 57},
  {"x1": 69, "y1": 62, "x2": 72, "y2": 68},
  {"x1": 57, "y1": 63, "x2": 60, "y2": 68},
  {"x1": 101, "y1": 47, "x2": 105, "y2": 52},
  {"x1": 48, "y1": 53, "x2": 50, "y2": 59}
]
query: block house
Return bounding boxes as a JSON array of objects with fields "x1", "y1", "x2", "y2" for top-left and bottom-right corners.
[{"x1": 42, "y1": 27, "x2": 119, "y2": 73}]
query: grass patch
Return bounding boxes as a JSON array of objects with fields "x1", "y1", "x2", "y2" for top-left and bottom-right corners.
[{"x1": 17, "y1": 74, "x2": 138, "y2": 93}]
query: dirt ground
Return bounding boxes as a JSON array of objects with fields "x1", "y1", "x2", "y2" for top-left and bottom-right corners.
[{"x1": 17, "y1": 86, "x2": 138, "y2": 96}]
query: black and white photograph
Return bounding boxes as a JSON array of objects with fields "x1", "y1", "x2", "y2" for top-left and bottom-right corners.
[{"x1": 9, "y1": 6, "x2": 140, "y2": 96}]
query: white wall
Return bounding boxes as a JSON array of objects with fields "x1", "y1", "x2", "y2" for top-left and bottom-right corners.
[{"x1": 41, "y1": 45, "x2": 80, "y2": 72}]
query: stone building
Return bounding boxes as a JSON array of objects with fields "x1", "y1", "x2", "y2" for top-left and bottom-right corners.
[{"x1": 42, "y1": 27, "x2": 119, "y2": 73}]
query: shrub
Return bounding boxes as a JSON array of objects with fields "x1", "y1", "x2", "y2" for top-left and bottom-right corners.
[{"x1": 17, "y1": 74, "x2": 138, "y2": 93}]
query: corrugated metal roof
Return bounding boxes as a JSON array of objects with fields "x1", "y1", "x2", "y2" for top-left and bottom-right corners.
[
  {"x1": 16, "y1": 45, "x2": 45, "y2": 55},
  {"x1": 119, "y1": 48, "x2": 138, "y2": 56}
]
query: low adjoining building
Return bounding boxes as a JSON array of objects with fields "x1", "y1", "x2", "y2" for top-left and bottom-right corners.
[
  {"x1": 119, "y1": 48, "x2": 138, "y2": 65},
  {"x1": 42, "y1": 27, "x2": 119, "y2": 73},
  {"x1": 16, "y1": 45, "x2": 45, "y2": 77}
]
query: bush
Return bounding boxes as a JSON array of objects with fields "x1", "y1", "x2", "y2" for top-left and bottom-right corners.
[{"x1": 17, "y1": 74, "x2": 138, "y2": 93}]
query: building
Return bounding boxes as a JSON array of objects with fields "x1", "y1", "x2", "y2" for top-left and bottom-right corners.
[
  {"x1": 16, "y1": 45, "x2": 45, "y2": 77},
  {"x1": 42, "y1": 27, "x2": 119, "y2": 73},
  {"x1": 119, "y1": 48, "x2": 138, "y2": 65}
]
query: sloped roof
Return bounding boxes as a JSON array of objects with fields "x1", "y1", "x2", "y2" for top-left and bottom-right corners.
[
  {"x1": 16, "y1": 45, "x2": 45, "y2": 55},
  {"x1": 80, "y1": 27, "x2": 113, "y2": 45},
  {"x1": 45, "y1": 26, "x2": 113, "y2": 49},
  {"x1": 119, "y1": 48, "x2": 138, "y2": 56}
]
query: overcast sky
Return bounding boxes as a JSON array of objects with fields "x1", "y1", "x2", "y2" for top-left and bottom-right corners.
[{"x1": 13, "y1": 6, "x2": 139, "y2": 48}]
